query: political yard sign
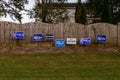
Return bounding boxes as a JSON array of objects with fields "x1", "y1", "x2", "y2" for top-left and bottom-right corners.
[
  {"x1": 55, "y1": 39, "x2": 65, "y2": 47},
  {"x1": 80, "y1": 38, "x2": 91, "y2": 45},
  {"x1": 45, "y1": 34, "x2": 54, "y2": 42},
  {"x1": 96, "y1": 35, "x2": 106, "y2": 42},
  {"x1": 33, "y1": 34, "x2": 43, "y2": 42},
  {"x1": 66, "y1": 38, "x2": 77, "y2": 44},
  {"x1": 13, "y1": 32, "x2": 24, "y2": 39}
]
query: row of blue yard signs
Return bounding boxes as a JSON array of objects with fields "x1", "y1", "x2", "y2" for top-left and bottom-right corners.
[
  {"x1": 13, "y1": 31, "x2": 106, "y2": 47},
  {"x1": 13, "y1": 32, "x2": 54, "y2": 42}
]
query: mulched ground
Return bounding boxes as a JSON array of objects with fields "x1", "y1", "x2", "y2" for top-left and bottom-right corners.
[{"x1": 0, "y1": 46, "x2": 119, "y2": 54}]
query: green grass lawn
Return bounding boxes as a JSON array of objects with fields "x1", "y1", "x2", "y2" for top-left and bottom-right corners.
[{"x1": 0, "y1": 52, "x2": 120, "y2": 80}]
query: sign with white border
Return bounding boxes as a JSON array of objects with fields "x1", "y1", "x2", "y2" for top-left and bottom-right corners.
[{"x1": 66, "y1": 38, "x2": 77, "y2": 44}]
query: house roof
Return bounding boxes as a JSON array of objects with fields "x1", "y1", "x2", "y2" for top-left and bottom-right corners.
[
  {"x1": 38, "y1": 3, "x2": 77, "y2": 8},
  {"x1": 62, "y1": 3, "x2": 77, "y2": 7}
]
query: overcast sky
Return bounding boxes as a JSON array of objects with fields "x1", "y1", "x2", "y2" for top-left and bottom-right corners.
[{"x1": 0, "y1": 0, "x2": 86, "y2": 23}]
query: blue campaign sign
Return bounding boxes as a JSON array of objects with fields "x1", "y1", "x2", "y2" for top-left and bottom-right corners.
[
  {"x1": 33, "y1": 34, "x2": 43, "y2": 42},
  {"x1": 45, "y1": 34, "x2": 54, "y2": 42},
  {"x1": 80, "y1": 38, "x2": 91, "y2": 45},
  {"x1": 14, "y1": 32, "x2": 24, "y2": 39},
  {"x1": 55, "y1": 39, "x2": 65, "y2": 47},
  {"x1": 96, "y1": 35, "x2": 106, "y2": 42}
]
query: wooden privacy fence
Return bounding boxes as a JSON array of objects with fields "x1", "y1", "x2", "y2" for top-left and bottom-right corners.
[{"x1": 0, "y1": 21, "x2": 120, "y2": 46}]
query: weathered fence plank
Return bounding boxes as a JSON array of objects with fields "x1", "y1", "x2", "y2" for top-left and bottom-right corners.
[{"x1": 118, "y1": 23, "x2": 120, "y2": 47}]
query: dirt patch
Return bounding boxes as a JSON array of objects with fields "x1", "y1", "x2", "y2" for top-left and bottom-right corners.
[{"x1": 0, "y1": 46, "x2": 120, "y2": 54}]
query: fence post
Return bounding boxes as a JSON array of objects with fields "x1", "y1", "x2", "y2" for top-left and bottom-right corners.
[{"x1": 118, "y1": 23, "x2": 120, "y2": 47}]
